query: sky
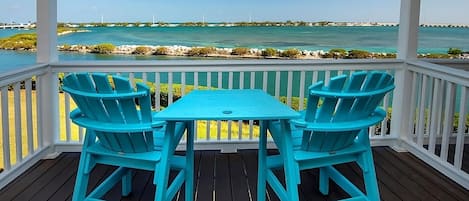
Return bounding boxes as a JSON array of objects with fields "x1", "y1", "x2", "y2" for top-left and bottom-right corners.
[{"x1": 1, "y1": 0, "x2": 469, "y2": 25}]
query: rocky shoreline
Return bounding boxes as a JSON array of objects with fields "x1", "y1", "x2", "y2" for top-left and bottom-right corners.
[{"x1": 58, "y1": 44, "x2": 404, "y2": 59}]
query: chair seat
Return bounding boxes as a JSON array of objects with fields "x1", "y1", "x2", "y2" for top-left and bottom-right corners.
[
  {"x1": 270, "y1": 120, "x2": 367, "y2": 161},
  {"x1": 86, "y1": 143, "x2": 162, "y2": 162},
  {"x1": 293, "y1": 143, "x2": 367, "y2": 161}
]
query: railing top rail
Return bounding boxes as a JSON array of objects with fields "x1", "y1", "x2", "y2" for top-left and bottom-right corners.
[
  {"x1": 0, "y1": 63, "x2": 49, "y2": 87},
  {"x1": 406, "y1": 60, "x2": 469, "y2": 86},
  {"x1": 50, "y1": 59, "x2": 404, "y2": 73}
]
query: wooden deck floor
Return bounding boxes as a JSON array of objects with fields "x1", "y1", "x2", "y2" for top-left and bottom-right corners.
[{"x1": 1, "y1": 146, "x2": 468, "y2": 201}]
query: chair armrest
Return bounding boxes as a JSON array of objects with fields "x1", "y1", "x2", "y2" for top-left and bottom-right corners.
[
  {"x1": 70, "y1": 109, "x2": 166, "y2": 133},
  {"x1": 63, "y1": 86, "x2": 148, "y2": 100},
  {"x1": 290, "y1": 108, "x2": 386, "y2": 132},
  {"x1": 310, "y1": 85, "x2": 395, "y2": 98}
]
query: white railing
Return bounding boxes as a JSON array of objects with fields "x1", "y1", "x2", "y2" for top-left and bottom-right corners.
[
  {"x1": 51, "y1": 59, "x2": 400, "y2": 152},
  {"x1": 401, "y1": 60, "x2": 469, "y2": 189},
  {"x1": 1, "y1": 59, "x2": 467, "y2": 190},
  {"x1": 0, "y1": 63, "x2": 53, "y2": 188}
]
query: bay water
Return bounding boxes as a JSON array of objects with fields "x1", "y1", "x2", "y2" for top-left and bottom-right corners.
[{"x1": 1, "y1": 26, "x2": 468, "y2": 96}]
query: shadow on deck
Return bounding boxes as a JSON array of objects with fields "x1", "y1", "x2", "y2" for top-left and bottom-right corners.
[{"x1": 0, "y1": 147, "x2": 468, "y2": 201}]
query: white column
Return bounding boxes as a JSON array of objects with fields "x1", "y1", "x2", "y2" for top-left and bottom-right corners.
[
  {"x1": 37, "y1": 0, "x2": 58, "y2": 63},
  {"x1": 397, "y1": 0, "x2": 421, "y2": 59},
  {"x1": 391, "y1": 0, "x2": 421, "y2": 151},
  {"x1": 36, "y1": 0, "x2": 59, "y2": 157}
]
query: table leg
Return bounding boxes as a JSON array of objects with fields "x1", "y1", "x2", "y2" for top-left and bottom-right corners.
[
  {"x1": 257, "y1": 120, "x2": 268, "y2": 201},
  {"x1": 185, "y1": 120, "x2": 195, "y2": 201},
  {"x1": 280, "y1": 119, "x2": 300, "y2": 201}
]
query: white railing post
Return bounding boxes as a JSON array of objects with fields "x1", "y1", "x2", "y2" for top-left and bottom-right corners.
[
  {"x1": 37, "y1": 72, "x2": 60, "y2": 157},
  {"x1": 390, "y1": 64, "x2": 413, "y2": 151},
  {"x1": 392, "y1": 0, "x2": 421, "y2": 151},
  {"x1": 36, "y1": 0, "x2": 59, "y2": 157}
]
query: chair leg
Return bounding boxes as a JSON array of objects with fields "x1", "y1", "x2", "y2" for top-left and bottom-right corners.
[
  {"x1": 362, "y1": 150, "x2": 380, "y2": 201},
  {"x1": 72, "y1": 152, "x2": 91, "y2": 201},
  {"x1": 122, "y1": 169, "x2": 132, "y2": 196},
  {"x1": 319, "y1": 167, "x2": 330, "y2": 195}
]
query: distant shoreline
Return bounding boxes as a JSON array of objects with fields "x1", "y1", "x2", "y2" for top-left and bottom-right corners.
[{"x1": 60, "y1": 21, "x2": 469, "y2": 28}]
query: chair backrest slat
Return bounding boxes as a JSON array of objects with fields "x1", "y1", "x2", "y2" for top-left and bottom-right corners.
[
  {"x1": 361, "y1": 74, "x2": 394, "y2": 115},
  {"x1": 63, "y1": 74, "x2": 98, "y2": 121},
  {"x1": 75, "y1": 74, "x2": 110, "y2": 122},
  {"x1": 113, "y1": 76, "x2": 140, "y2": 123},
  {"x1": 304, "y1": 83, "x2": 322, "y2": 122},
  {"x1": 91, "y1": 74, "x2": 125, "y2": 123},
  {"x1": 137, "y1": 84, "x2": 152, "y2": 123},
  {"x1": 316, "y1": 75, "x2": 347, "y2": 122},
  {"x1": 349, "y1": 72, "x2": 383, "y2": 117},
  {"x1": 334, "y1": 72, "x2": 367, "y2": 121}
]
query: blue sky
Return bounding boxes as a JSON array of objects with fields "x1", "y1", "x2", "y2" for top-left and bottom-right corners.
[{"x1": 1, "y1": 0, "x2": 469, "y2": 24}]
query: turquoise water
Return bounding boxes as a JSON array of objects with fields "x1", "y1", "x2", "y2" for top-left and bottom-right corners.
[
  {"x1": 58, "y1": 26, "x2": 401, "y2": 53},
  {"x1": 56, "y1": 26, "x2": 469, "y2": 53},
  {"x1": 1, "y1": 26, "x2": 469, "y2": 72}
]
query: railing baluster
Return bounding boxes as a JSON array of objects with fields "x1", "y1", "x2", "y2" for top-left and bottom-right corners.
[
  {"x1": 428, "y1": 78, "x2": 442, "y2": 153},
  {"x1": 128, "y1": 73, "x2": 135, "y2": 87},
  {"x1": 228, "y1": 71, "x2": 233, "y2": 89},
  {"x1": 194, "y1": 72, "x2": 199, "y2": 89},
  {"x1": 142, "y1": 72, "x2": 147, "y2": 82},
  {"x1": 325, "y1": 70, "x2": 331, "y2": 85},
  {"x1": 312, "y1": 71, "x2": 318, "y2": 84},
  {"x1": 239, "y1": 72, "x2": 244, "y2": 140},
  {"x1": 36, "y1": 77, "x2": 43, "y2": 148},
  {"x1": 155, "y1": 73, "x2": 161, "y2": 111},
  {"x1": 1, "y1": 86, "x2": 11, "y2": 170},
  {"x1": 286, "y1": 71, "x2": 293, "y2": 106},
  {"x1": 25, "y1": 79, "x2": 34, "y2": 154},
  {"x1": 65, "y1": 92, "x2": 71, "y2": 142},
  {"x1": 440, "y1": 81, "x2": 456, "y2": 161},
  {"x1": 408, "y1": 72, "x2": 418, "y2": 140},
  {"x1": 249, "y1": 72, "x2": 255, "y2": 139},
  {"x1": 168, "y1": 72, "x2": 173, "y2": 105},
  {"x1": 381, "y1": 83, "x2": 391, "y2": 136},
  {"x1": 299, "y1": 71, "x2": 306, "y2": 111},
  {"x1": 453, "y1": 86, "x2": 467, "y2": 169},
  {"x1": 181, "y1": 72, "x2": 186, "y2": 96},
  {"x1": 262, "y1": 71, "x2": 268, "y2": 92},
  {"x1": 217, "y1": 72, "x2": 222, "y2": 140},
  {"x1": 275, "y1": 71, "x2": 280, "y2": 99},
  {"x1": 228, "y1": 71, "x2": 233, "y2": 140},
  {"x1": 14, "y1": 82, "x2": 23, "y2": 162},
  {"x1": 78, "y1": 127, "x2": 84, "y2": 142},
  {"x1": 417, "y1": 74, "x2": 427, "y2": 146},
  {"x1": 205, "y1": 72, "x2": 211, "y2": 141}
]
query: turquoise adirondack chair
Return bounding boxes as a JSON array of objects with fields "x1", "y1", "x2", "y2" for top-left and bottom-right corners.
[
  {"x1": 63, "y1": 73, "x2": 188, "y2": 201},
  {"x1": 264, "y1": 71, "x2": 394, "y2": 201}
]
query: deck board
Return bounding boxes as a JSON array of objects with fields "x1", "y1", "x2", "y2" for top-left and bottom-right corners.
[{"x1": 1, "y1": 147, "x2": 468, "y2": 201}]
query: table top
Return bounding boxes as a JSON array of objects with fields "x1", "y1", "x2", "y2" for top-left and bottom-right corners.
[{"x1": 153, "y1": 89, "x2": 300, "y2": 121}]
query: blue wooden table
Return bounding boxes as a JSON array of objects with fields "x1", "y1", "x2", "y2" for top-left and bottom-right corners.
[{"x1": 153, "y1": 89, "x2": 300, "y2": 201}]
